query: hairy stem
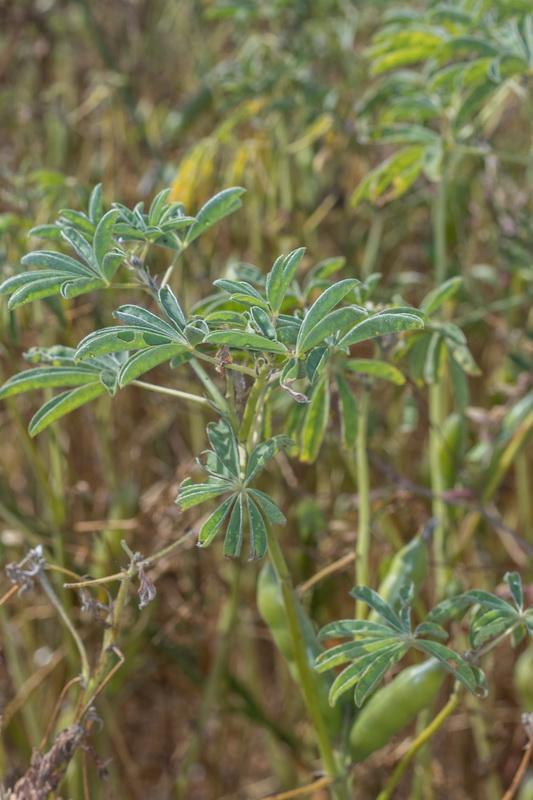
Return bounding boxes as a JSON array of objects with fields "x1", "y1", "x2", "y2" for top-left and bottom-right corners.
[
  {"x1": 267, "y1": 528, "x2": 350, "y2": 800},
  {"x1": 355, "y1": 384, "x2": 371, "y2": 618}
]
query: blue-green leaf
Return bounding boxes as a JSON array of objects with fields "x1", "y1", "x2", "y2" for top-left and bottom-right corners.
[
  {"x1": 113, "y1": 304, "x2": 182, "y2": 338},
  {"x1": 186, "y1": 187, "x2": 245, "y2": 244},
  {"x1": 296, "y1": 280, "x2": 359, "y2": 353},
  {"x1": 505, "y1": 572, "x2": 524, "y2": 612},
  {"x1": 248, "y1": 489, "x2": 286, "y2": 526},
  {"x1": 343, "y1": 359, "x2": 406, "y2": 385},
  {"x1": 118, "y1": 344, "x2": 189, "y2": 386},
  {"x1": 245, "y1": 435, "x2": 294, "y2": 484},
  {"x1": 207, "y1": 418, "x2": 240, "y2": 478},
  {"x1": 198, "y1": 496, "x2": 236, "y2": 548},
  {"x1": 350, "y1": 587, "x2": 405, "y2": 632},
  {"x1": 76, "y1": 326, "x2": 175, "y2": 361},
  {"x1": 93, "y1": 209, "x2": 119, "y2": 273},
  {"x1": 266, "y1": 248, "x2": 306, "y2": 313},
  {"x1": 158, "y1": 286, "x2": 187, "y2": 331},
  {"x1": 28, "y1": 383, "x2": 106, "y2": 436},
  {"x1": 223, "y1": 495, "x2": 244, "y2": 558},
  {"x1": 20, "y1": 251, "x2": 96, "y2": 277},
  {"x1": 203, "y1": 330, "x2": 288, "y2": 355},
  {"x1": 246, "y1": 495, "x2": 268, "y2": 560},
  {"x1": 420, "y1": 277, "x2": 463, "y2": 315},
  {"x1": 338, "y1": 313, "x2": 424, "y2": 348},
  {"x1": 0, "y1": 366, "x2": 99, "y2": 398}
]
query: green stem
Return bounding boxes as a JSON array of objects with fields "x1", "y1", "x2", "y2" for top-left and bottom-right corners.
[
  {"x1": 160, "y1": 240, "x2": 184, "y2": 289},
  {"x1": 267, "y1": 528, "x2": 350, "y2": 800},
  {"x1": 131, "y1": 379, "x2": 212, "y2": 408},
  {"x1": 355, "y1": 384, "x2": 371, "y2": 619},
  {"x1": 429, "y1": 380, "x2": 449, "y2": 601},
  {"x1": 433, "y1": 166, "x2": 447, "y2": 286},
  {"x1": 189, "y1": 359, "x2": 229, "y2": 412},
  {"x1": 377, "y1": 684, "x2": 462, "y2": 800},
  {"x1": 239, "y1": 367, "x2": 269, "y2": 448}
]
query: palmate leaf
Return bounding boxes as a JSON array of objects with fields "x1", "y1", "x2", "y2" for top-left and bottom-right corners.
[
  {"x1": 177, "y1": 420, "x2": 286, "y2": 559},
  {"x1": 317, "y1": 582, "x2": 490, "y2": 705}
]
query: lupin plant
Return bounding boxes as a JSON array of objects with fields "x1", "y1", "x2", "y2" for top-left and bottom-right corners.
[{"x1": 2, "y1": 181, "x2": 533, "y2": 800}]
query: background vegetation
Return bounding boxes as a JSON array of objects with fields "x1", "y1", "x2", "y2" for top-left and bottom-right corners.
[{"x1": 1, "y1": 1, "x2": 533, "y2": 798}]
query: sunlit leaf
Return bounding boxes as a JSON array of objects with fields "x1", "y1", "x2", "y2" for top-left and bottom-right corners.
[{"x1": 185, "y1": 187, "x2": 246, "y2": 244}]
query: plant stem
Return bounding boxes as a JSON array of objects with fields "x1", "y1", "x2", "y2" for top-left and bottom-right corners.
[
  {"x1": 189, "y1": 359, "x2": 229, "y2": 412},
  {"x1": 267, "y1": 528, "x2": 350, "y2": 800},
  {"x1": 239, "y1": 366, "x2": 269, "y2": 448},
  {"x1": 131, "y1": 379, "x2": 212, "y2": 408},
  {"x1": 429, "y1": 380, "x2": 449, "y2": 601},
  {"x1": 355, "y1": 384, "x2": 371, "y2": 618},
  {"x1": 377, "y1": 684, "x2": 462, "y2": 800},
  {"x1": 433, "y1": 168, "x2": 448, "y2": 286}
]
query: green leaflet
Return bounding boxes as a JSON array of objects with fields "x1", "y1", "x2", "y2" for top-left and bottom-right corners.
[
  {"x1": 118, "y1": 344, "x2": 189, "y2": 386},
  {"x1": 245, "y1": 435, "x2": 294, "y2": 485},
  {"x1": 7, "y1": 276, "x2": 69, "y2": 309},
  {"x1": 28, "y1": 382, "x2": 107, "y2": 436},
  {"x1": 113, "y1": 304, "x2": 183, "y2": 338},
  {"x1": 298, "y1": 307, "x2": 367, "y2": 354},
  {"x1": 198, "y1": 496, "x2": 236, "y2": 548},
  {"x1": 343, "y1": 359, "x2": 406, "y2": 385},
  {"x1": 338, "y1": 312, "x2": 423, "y2": 348},
  {"x1": 88, "y1": 184, "x2": 103, "y2": 224},
  {"x1": 20, "y1": 251, "x2": 96, "y2": 277},
  {"x1": 246, "y1": 495, "x2": 268, "y2": 560},
  {"x1": 248, "y1": 489, "x2": 286, "y2": 526},
  {"x1": 223, "y1": 495, "x2": 244, "y2": 558},
  {"x1": 420, "y1": 276, "x2": 463, "y2": 315},
  {"x1": 351, "y1": 146, "x2": 426, "y2": 207},
  {"x1": 158, "y1": 286, "x2": 187, "y2": 331},
  {"x1": 176, "y1": 481, "x2": 235, "y2": 511},
  {"x1": 0, "y1": 366, "x2": 100, "y2": 398},
  {"x1": 207, "y1": 418, "x2": 240, "y2": 478},
  {"x1": 185, "y1": 187, "x2": 246, "y2": 244},
  {"x1": 296, "y1": 279, "x2": 360, "y2": 353},
  {"x1": 93, "y1": 209, "x2": 120, "y2": 275},
  {"x1": 203, "y1": 330, "x2": 288, "y2": 355},
  {"x1": 266, "y1": 248, "x2": 306, "y2": 313},
  {"x1": 76, "y1": 326, "x2": 179, "y2": 361}
]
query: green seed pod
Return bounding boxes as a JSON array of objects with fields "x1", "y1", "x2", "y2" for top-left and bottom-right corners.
[
  {"x1": 370, "y1": 534, "x2": 428, "y2": 620},
  {"x1": 257, "y1": 562, "x2": 343, "y2": 738},
  {"x1": 348, "y1": 658, "x2": 446, "y2": 762}
]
